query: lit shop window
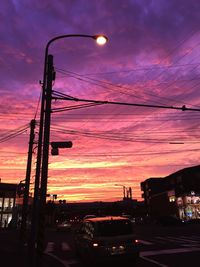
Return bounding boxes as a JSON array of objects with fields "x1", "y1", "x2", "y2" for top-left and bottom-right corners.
[
  {"x1": 186, "y1": 196, "x2": 200, "y2": 204},
  {"x1": 4, "y1": 198, "x2": 9, "y2": 210},
  {"x1": 191, "y1": 196, "x2": 200, "y2": 204},
  {"x1": 9, "y1": 198, "x2": 14, "y2": 208},
  {"x1": 2, "y1": 214, "x2": 12, "y2": 227},
  {"x1": 0, "y1": 198, "x2": 3, "y2": 210},
  {"x1": 3, "y1": 198, "x2": 14, "y2": 211},
  {"x1": 169, "y1": 196, "x2": 176, "y2": 202}
]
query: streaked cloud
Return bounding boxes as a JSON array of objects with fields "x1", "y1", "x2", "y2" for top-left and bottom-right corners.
[{"x1": 1, "y1": 0, "x2": 200, "y2": 202}]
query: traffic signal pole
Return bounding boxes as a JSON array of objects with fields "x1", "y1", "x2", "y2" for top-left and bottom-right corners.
[
  {"x1": 37, "y1": 54, "x2": 54, "y2": 257},
  {"x1": 28, "y1": 34, "x2": 107, "y2": 266},
  {"x1": 20, "y1": 119, "x2": 36, "y2": 242},
  {"x1": 28, "y1": 42, "x2": 48, "y2": 266}
]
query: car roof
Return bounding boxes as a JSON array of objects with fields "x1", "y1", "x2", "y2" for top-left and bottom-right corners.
[
  {"x1": 84, "y1": 216, "x2": 129, "y2": 222},
  {"x1": 83, "y1": 215, "x2": 96, "y2": 219}
]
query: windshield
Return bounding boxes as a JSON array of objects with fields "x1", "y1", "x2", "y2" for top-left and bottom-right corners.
[{"x1": 97, "y1": 220, "x2": 133, "y2": 236}]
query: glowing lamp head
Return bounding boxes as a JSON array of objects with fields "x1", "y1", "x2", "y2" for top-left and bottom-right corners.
[{"x1": 95, "y1": 35, "x2": 108, "y2": 45}]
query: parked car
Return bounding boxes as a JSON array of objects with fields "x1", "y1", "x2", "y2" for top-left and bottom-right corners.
[
  {"x1": 83, "y1": 215, "x2": 96, "y2": 220},
  {"x1": 74, "y1": 216, "x2": 139, "y2": 265},
  {"x1": 121, "y1": 214, "x2": 136, "y2": 223},
  {"x1": 56, "y1": 221, "x2": 72, "y2": 232},
  {"x1": 184, "y1": 218, "x2": 200, "y2": 224},
  {"x1": 156, "y1": 216, "x2": 183, "y2": 226}
]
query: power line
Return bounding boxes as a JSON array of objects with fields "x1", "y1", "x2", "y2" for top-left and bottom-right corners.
[
  {"x1": 82, "y1": 63, "x2": 200, "y2": 76},
  {"x1": 0, "y1": 124, "x2": 30, "y2": 144},
  {"x1": 56, "y1": 67, "x2": 200, "y2": 109},
  {"x1": 52, "y1": 148, "x2": 200, "y2": 157},
  {"x1": 34, "y1": 90, "x2": 42, "y2": 120},
  {"x1": 52, "y1": 91, "x2": 200, "y2": 112}
]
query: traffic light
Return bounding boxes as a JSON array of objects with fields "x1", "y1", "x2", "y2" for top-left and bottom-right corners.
[
  {"x1": 51, "y1": 141, "x2": 73, "y2": 149},
  {"x1": 51, "y1": 141, "x2": 73, "y2": 156},
  {"x1": 51, "y1": 147, "x2": 59, "y2": 155}
]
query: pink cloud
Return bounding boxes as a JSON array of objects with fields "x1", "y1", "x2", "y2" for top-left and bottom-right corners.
[{"x1": 1, "y1": 0, "x2": 200, "y2": 202}]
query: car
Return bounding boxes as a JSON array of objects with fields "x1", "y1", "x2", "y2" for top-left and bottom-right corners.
[
  {"x1": 69, "y1": 216, "x2": 81, "y2": 224},
  {"x1": 56, "y1": 221, "x2": 72, "y2": 232},
  {"x1": 74, "y1": 216, "x2": 139, "y2": 265},
  {"x1": 121, "y1": 214, "x2": 136, "y2": 223},
  {"x1": 156, "y1": 216, "x2": 183, "y2": 226},
  {"x1": 185, "y1": 218, "x2": 200, "y2": 224},
  {"x1": 82, "y1": 214, "x2": 96, "y2": 220}
]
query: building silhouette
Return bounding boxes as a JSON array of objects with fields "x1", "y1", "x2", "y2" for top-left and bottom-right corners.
[
  {"x1": 0, "y1": 183, "x2": 17, "y2": 228},
  {"x1": 141, "y1": 165, "x2": 200, "y2": 221}
]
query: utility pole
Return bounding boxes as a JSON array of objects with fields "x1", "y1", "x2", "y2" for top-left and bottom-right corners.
[
  {"x1": 20, "y1": 119, "x2": 36, "y2": 242},
  {"x1": 37, "y1": 54, "x2": 54, "y2": 256},
  {"x1": 28, "y1": 48, "x2": 47, "y2": 265},
  {"x1": 29, "y1": 34, "x2": 107, "y2": 265}
]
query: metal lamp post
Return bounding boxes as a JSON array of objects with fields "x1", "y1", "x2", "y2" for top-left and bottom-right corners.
[{"x1": 31, "y1": 34, "x2": 108, "y2": 258}]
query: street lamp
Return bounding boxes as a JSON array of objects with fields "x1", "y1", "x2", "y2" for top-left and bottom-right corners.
[
  {"x1": 34, "y1": 34, "x2": 108, "y2": 210},
  {"x1": 115, "y1": 184, "x2": 127, "y2": 200},
  {"x1": 32, "y1": 34, "x2": 108, "y2": 257}
]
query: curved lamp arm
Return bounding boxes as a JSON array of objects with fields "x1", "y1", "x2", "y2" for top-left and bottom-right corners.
[{"x1": 43, "y1": 34, "x2": 108, "y2": 89}]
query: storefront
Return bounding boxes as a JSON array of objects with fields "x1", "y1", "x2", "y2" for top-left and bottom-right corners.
[
  {"x1": 0, "y1": 183, "x2": 17, "y2": 228},
  {"x1": 176, "y1": 192, "x2": 200, "y2": 221}
]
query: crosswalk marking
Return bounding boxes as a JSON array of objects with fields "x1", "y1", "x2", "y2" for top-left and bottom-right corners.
[
  {"x1": 139, "y1": 239, "x2": 154, "y2": 245},
  {"x1": 181, "y1": 244, "x2": 198, "y2": 247},
  {"x1": 45, "y1": 242, "x2": 54, "y2": 253},
  {"x1": 155, "y1": 236, "x2": 180, "y2": 243},
  {"x1": 44, "y1": 235, "x2": 200, "y2": 253},
  {"x1": 66, "y1": 259, "x2": 79, "y2": 264},
  {"x1": 61, "y1": 242, "x2": 71, "y2": 251},
  {"x1": 159, "y1": 236, "x2": 185, "y2": 243},
  {"x1": 167, "y1": 236, "x2": 199, "y2": 243},
  {"x1": 44, "y1": 237, "x2": 200, "y2": 267},
  {"x1": 44, "y1": 252, "x2": 70, "y2": 267},
  {"x1": 181, "y1": 235, "x2": 200, "y2": 240},
  {"x1": 154, "y1": 236, "x2": 198, "y2": 244},
  {"x1": 140, "y1": 247, "x2": 200, "y2": 256},
  {"x1": 139, "y1": 235, "x2": 200, "y2": 246}
]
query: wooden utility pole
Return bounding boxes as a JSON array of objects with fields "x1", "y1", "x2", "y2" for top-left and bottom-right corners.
[
  {"x1": 37, "y1": 54, "x2": 54, "y2": 255},
  {"x1": 20, "y1": 119, "x2": 36, "y2": 242}
]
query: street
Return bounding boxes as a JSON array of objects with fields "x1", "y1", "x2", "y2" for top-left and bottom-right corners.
[{"x1": 43, "y1": 223, "x2": 200, "y2": 267}]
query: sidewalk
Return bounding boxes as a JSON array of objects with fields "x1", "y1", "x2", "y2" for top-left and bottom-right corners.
[{"x1": 0, "y1": 228, "x2": 64, "y2": 267}]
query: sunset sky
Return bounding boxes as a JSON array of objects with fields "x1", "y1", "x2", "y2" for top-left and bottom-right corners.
[{"x1": 1, "y1": 0, "x2": 200, "y2": 202}]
